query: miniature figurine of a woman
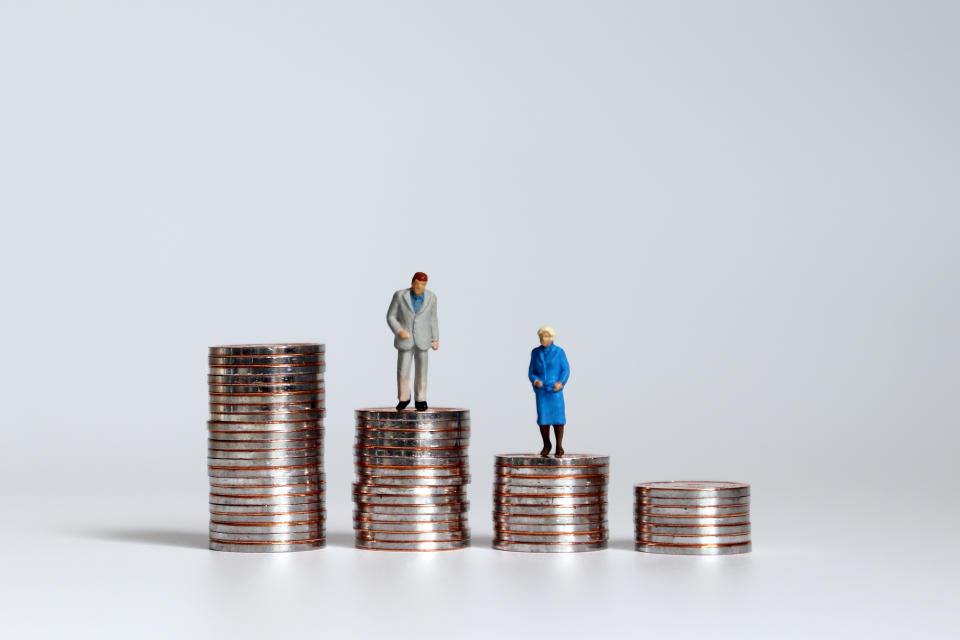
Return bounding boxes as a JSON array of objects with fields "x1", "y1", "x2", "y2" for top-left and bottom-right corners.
[{"x1": 528, "y1": 326, "x2": 570, "y2": 457}]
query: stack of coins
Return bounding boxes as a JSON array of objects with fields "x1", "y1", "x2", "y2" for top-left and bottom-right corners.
[
  {"x1": 493, "y1": 454, "x2": 609, "y2": 552},
  {"x1": 353, "y1": 408, "x2": 470, "y2": 551},
  {"x1": 635, "y1": 481, "x2": 751, "y2": 555},
  {"x1": 207, "y1": 344, "x2": 326, "y2": 552}
]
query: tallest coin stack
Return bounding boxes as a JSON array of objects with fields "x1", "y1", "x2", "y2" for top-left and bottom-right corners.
[{"x1": 207, "y1": 344, "x2": 326, "y2": 552}]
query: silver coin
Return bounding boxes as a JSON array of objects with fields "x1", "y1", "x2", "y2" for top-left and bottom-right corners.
[
  {"x1": 357, "y1": 427, "x2": 471, "y2": 438},
  {"x1": 636, "y1": 481, "x2": 749, "y2": 492},
  {"x1": 352, "y1": 484, "x2": 464, "y2": 497},
  {"x1": 495, "y1": 523, "x2": 606, "y2": 533},
  {"x1": 210, "y1": 493, "x2": 322, "y2": 506},
  {"x1": 494, "y1": 485, "x2": 607, "y2": 496},
  {"x1": 493, "y1": 541, "x2": 606, "y2": 553},
  {"x1": 494, "y1": 505, "x2": 605, "y2": 516},
  {"x1": 354, "y1": 510, "x2": 465, "y2": 523},
  {"x1": 209, "y1": 392, "x2": 326, "y2": 404},
  {"x1": 638, "y1": 496, "x2": 749, "y2": 507},
  {"x1": 355, "y1": 521, "x2": 467, "y2": 532},
  {"x1": 358, "y1": 420, "x2": 471, "y2": 430},
  {"x1": 208, "y1": 355, "x2": 324, "y2": 366},
  {"x1": 495, "y1": 476, "x2": 607, "y2": 488},
  {"x1": 208, "y1": 449, "x2": 320, "y2": 460},
  {"x1": 355, "y1": 437, "x2": 469, "y2": 448},
  {"x1": 209, "y1": 365, "x2": 324, "y2": 375},
  {"x1": 209, "y1": 373, "x2": 323, "y2": 384},
  {"x1": 635, "y1": 514, "x2": 750, "y2": 526},
  {"x1": 211, "y1": 484, "x2": 325, "y2": 497},
  {"x1": 210, "y1": 344, "x2": 324, "y2": 355},
  {"x1": 208, "y1": 439, "x2": 321, "y2": 450},
  {"x1": 496, "y1": 466, "x2": 609, "y2": 477},
  {"x1": 638, "y1": 533, "x2": 752, "y2": 545},
  {"x1": 208, "y1": 465, "x2": 321, "y2": 479},
  {"x1": 494, "y1": 531, "x2": 606, "y2": 543},
  {"x1": 210, "y1": 522, "x2": 322, "y2": 534},
  {"x1": 208, "y1": 430, "x2": 323, "y2": 443},
  {"x1": 210, "y1": 473, "x2": 324, "y2": 486},
  {"x1": 209, "y1": 532, "x2": 325, "y2": 542},
  {"x1": 636, "y1": 488, "x2": 750, "y2": 500},
  {"x1": 208, "y1": 419, "x2": 323, "y2": 430},
  {"x1": 209, "y1": 400, "x2": 325, "y2": 412},
  {"x1": 209, "y1": 384, "x2": 324, "y2": 395},
  {"x1": 209, "y1": 413, "x2": 324, "y2": 424},
  {"x1": 354, "y1": 494, "x2": 465, "y2": 506},
  {"x1": 494, "y1": 494, "x2": 605, "y2": 506},
  {"x1": 209, "y1": 541, "x2": 323, "y2": 553},
  {"x1": 638, "y1": 523, "x2": 751, "y2": 535},
  {"x1": 638, "y1": 505, "x2": 749, "y2": 516},
  {"x1": 355, "y1": 539, "x2": 469, "y2": 551},
  {"x1": 356, "y1": 460, "x2": 466, "y2": 470},
  {"x1": 355, "y1": 408, "x2": 469, "y2": 421},
  {"x1": 208, "y1": 457, "x2": 321, "y2": 469},
  {"x1": 355, "y1": 531, "x2": 470, "y2": 542},
  {"x1": 356, "y1": 465, "x2": 465, "y2": 476},
  {"x1": 635, "y1": 541, "x2": 752, "y2": 555},
  {"x1": 211, "y1": 503, "x2": 324, "y2": 515},
  {"x1": 355, "y1": 504, "x2": 467, "y2": 515},
  {"x1": 493, "y1": 514, "x2": 605, "y2": 526},
  {"x1": 355, "y1": 448, "x2": 466, "y2": 460},
  {"x1": 495, "y1": 454, "x2": 609, "y2": 467}
]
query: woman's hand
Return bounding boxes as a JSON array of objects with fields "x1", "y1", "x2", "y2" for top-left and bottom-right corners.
[
  {"x1": 533, "y1": 380, "x2": 543, "y2": 388},
  {"x1": 553, "y1": 382, "x2": 563, "y2": 391}
]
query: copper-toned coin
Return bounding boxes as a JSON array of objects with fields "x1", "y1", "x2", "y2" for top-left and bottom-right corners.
[
  {"x1": 495, "y1": 522, "x2": 606, "y2": 533},
  {"x1": 209, "y1": 365, "x2": 324, "y2": 376},
  {"x1": 635, "y1": 481, "x2": 750, "y2": 499},
  {"x1": 209, "y1": 384, "x2": 324, "y2": 395},
  {"x1": 211, "y1": 484, "x2": 325, "y2": 497},
  {"x1": 209, "y1": 412, "x2": 325, "y2": 423},
  {"x1": 208, "y1": 430, "x2": 323, "y2": 442},
  {"x1": 494, "y1": 484, "x2": 606, "y2": 496},
  {"x1": 356, "y1": 530, "x2": 469, "y2": 543},
  {"x1": 210, "y1": 522, "x2": 322, "y2": 534},
  {"x1": 355, "y1": 521, "x2": 467, "y2": 532},
  {"x1": 356, "y1": 425, "x2": 471, "y2": 436},
  {"x1": 358, "y1": 476, "x2": 470, "y2": 486},
  {"x1": 209, "y1": 400, "x2": 325, "y2": 412},
  {"x1": 207, "y1": 456, "x2": 322, "y2": 468},
  {"x1": 209, "y1": 532, "x2": 324, "y2": 542},
  {"x1": 208, "y1": 439, "x2": 321, "y2": 450},
  {"x1": 209, "y1": 393, "x2": 325, "y2": 405},
  {"x1": 638, "y1": 533, "x2": 751, "y2": 545},
  {"x1": 494, "y1": 514, "x2": 605, "y2": 525},
  {"x1": 210, "y1": 493, "x2": 322, "y2": 506},
  {"x1": 495, "y1": 475, "x2": 607, "y2": 487},
  {"x1": 355, "y1": 504, "x2": 467, "y2": 515},
  {"x1": 352, "y1": 484, "x2": 464, "y2": 496},
  {"x1": 208, "y1": 449, "x2": 321, "y2": 460}
]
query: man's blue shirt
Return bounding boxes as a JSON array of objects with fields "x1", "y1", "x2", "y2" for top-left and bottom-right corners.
[{"x1": 410, "y1": 290, "x2": 424, "y2": 313}]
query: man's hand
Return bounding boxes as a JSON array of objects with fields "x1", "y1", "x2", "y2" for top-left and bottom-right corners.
[
  {"x1": 398, "y1": 330, "x2": 411, "y2": 339},
  {"x1": 553, "y1": 382, "x2": 563, "y2": 391},
  {"x1": 534, "y1": 380, "x2": 543, "y2": 388},
  {"x1": 432, "y1": 341, "x2": 439, "y2": 350}
]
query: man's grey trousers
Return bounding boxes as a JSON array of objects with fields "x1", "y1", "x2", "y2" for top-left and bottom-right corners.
[{"x1": 397, "y1": 348, "x2": 429, "y2": 402}]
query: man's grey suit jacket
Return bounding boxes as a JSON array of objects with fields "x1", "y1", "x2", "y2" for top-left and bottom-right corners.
[{"x1": 386, "y1": 288, "x2": 439, "y2": 351}]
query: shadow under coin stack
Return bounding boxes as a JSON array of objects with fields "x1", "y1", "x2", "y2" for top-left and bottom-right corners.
[
  {"x1": 634, "y1": 481, "x2": 751, "y2": 555},
  {"x1": 493, "y1": 454, "x2": 609, "y2": 552},
  {"x1": 353, "y1": 408, "x2": 470, "y2": 551},
  {"x1": 207, "y1": 344, "x2": 326, "y2": 552}
]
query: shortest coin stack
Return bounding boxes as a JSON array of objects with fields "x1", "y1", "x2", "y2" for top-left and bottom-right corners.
[
  {"x1": 635, "y1": 481, "x2": 751, "y2": 555},
  {"x1": 493, "y1": 454, "x2": 609, "y2": 552}
]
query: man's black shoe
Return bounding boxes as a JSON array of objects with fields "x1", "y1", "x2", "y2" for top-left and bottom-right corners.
[
  {"x1": 415, "y1": 401, "x2": 428, "y2": 411},
  {"x1": 396, "y1": 400, "x2": 410, "y2": 411}
]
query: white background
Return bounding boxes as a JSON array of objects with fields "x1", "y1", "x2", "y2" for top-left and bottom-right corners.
[{"x1": 1, "y1": 2, "x2": 958, "y2": 638}]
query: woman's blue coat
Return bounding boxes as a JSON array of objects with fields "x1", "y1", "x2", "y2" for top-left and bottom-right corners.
[{"x1": 528, "y1": 344, "x2": 570, "y2": 426}]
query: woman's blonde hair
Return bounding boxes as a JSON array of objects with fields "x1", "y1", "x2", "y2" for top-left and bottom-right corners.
[{"x1": 537, "y1": 326, "x2": 556, "y2": 338}]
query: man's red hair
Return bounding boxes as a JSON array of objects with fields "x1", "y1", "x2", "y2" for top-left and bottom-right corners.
[{"x1": 412, "y1": 272, "x2": 428, "y2": 283}]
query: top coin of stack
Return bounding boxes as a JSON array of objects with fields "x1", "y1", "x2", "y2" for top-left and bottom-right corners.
[
  {"x1": 353, "y1": 408, "x2": 471, "y2": 551},
  {"x1": 634, "y1": 481, "x2": 751, "y2": 555},
  {"x1": 207, "y1": 343, "x2": 326, "y2": 553},
  {"x1": 493, "y1": 454, "x2": 609, "y2": 552}
]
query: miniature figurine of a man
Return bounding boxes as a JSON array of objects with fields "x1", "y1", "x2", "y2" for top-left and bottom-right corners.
[
  {"x1": 528, "y1": 326, "x2": 570, "y2": 457},
  {"x1": 387, "y1": 272, "x2": 439, "y2": 411}
]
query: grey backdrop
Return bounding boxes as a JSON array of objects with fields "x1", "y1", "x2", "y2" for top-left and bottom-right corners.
[{"x1": 1, "y1": 2, "x2": 957, "y2": 638}]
